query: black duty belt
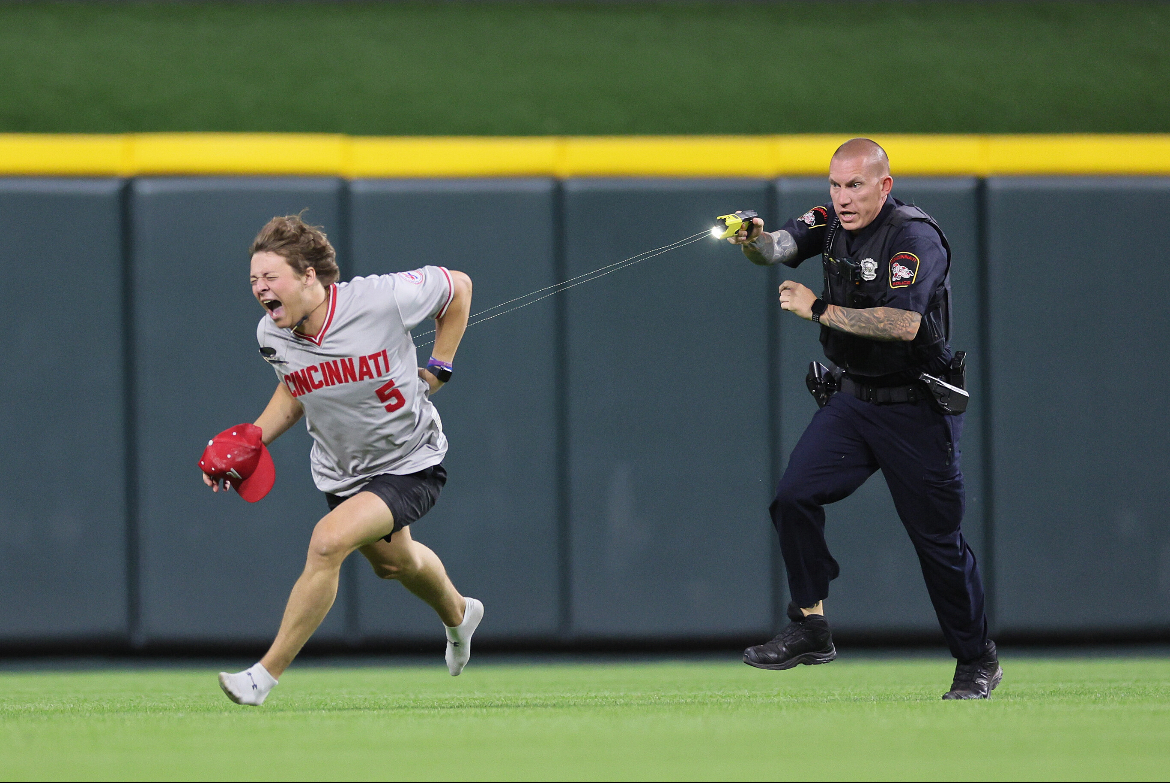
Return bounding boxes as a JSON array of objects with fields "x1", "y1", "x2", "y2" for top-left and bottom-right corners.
[{"x1": 840, "y1": 376, "x2": 925, "y2": 405}]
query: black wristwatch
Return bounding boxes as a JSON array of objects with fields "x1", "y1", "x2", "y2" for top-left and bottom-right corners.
[{"x1": 810, "y1": 298, "x2": 828, "y2": 323}]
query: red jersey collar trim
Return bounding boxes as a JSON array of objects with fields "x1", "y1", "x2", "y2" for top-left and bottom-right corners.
[{"x1": 292, "y1": 284, "x2": 337, "y2": 346}]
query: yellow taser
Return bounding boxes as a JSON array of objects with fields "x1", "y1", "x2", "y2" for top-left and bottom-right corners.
[{"x1": 711, "y1": 209, "x2": 759, "y2": 239}]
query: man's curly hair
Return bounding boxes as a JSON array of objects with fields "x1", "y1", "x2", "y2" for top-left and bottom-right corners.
[{"x1": 250, "y1": 213, "x2": 340, "y2": 286}]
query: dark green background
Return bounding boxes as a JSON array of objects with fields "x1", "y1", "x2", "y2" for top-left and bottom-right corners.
[{"x1": 0, "y1": 1, "x2": 1166, "y2": 135}]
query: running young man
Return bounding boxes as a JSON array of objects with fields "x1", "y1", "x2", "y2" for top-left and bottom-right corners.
[{"x1": 205, "y1": 215, "x2": 482, "y2": 706}]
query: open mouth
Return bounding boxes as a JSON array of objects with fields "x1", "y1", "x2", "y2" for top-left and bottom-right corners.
[{"x1": 262, "y1": 298, "x2": 284, "y2": 318}]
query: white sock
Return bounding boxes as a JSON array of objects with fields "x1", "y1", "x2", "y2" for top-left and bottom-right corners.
[
  {"x1": 444, "y1": 597, "x2": 484, "y2": 676},
  {"x1": 218, "y1": 663, "x2": 278, "y2": 706}
]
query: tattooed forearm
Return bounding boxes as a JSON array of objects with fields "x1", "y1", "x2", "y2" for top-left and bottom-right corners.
[
  {"x1": 821, "y1": 305, "x2": 921, "y2": 341},
  {"x1": 743, "y1": 230, "x2": 799, "y2": 267}
]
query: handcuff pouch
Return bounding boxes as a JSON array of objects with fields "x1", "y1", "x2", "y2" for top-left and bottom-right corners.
[{"x1": 806, "y1": 362, "x2": 841, "y2": 408}]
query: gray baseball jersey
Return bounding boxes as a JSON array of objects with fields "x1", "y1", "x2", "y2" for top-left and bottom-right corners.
[{"x1": 256, "y1": 267, "x2": 455, "y2": 496}]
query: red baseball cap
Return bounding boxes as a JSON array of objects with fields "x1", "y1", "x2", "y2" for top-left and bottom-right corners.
[{"x1": 198, "y1": 423, "x2": 275, "y2": 503}]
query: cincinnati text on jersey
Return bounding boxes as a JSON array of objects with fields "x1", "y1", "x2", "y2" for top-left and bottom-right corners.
[{"x1": 282, "y1": 349, "x2": 393, "y2": 398}]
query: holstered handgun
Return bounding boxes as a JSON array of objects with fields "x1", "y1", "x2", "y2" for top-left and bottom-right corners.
[
  {"x1": 918, "y1": 372, "x2": 969, "y2": 415},
  {"x1": 806, "y1": 362, "x2": 840, "y2": 408}
]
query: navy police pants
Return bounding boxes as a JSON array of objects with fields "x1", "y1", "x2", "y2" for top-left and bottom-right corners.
[{"x1": 771, "y1": 390, "x2": 989, "y2": 661}]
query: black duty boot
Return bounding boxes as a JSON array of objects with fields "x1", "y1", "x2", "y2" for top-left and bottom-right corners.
[
  {"x1": 743, "y1": 603, "x2": 837, "y2": 671},
  {"x1": 942, "y1": 640, "x2": 1003, "y2": 700}
]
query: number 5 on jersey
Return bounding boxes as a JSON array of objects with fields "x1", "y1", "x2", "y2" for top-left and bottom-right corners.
[{"x1": 376, "y1": 379, "x2": 406, "y2": 412}]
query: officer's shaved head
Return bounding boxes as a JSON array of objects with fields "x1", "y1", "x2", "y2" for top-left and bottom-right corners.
[
  {"x1": 828, "y1": 138, "x2": 893, "y2": 232},
  {"x1": 832, "y1": 138, "x2": 890, "y2": 178}
]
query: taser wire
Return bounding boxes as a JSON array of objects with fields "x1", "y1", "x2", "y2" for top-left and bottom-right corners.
[{"x1": 413, "y1": 230, "x2": 711, "y2": 348}]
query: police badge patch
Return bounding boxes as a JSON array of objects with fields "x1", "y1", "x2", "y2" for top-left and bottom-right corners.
[
  {"x1": 889, "y1": 252, "x2": 920, "y2": 288},
  {"x1": 860, "y1": 258, "x2": 878, "y2": 281},
  {"x1": 799, "y1": 206, "x2": 829, "y2": 228}
]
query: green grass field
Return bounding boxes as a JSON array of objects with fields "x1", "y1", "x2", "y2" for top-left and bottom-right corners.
[
  {"x1": 2, "y1": 657, "x2": 1168, "y2": 780},
  {"x1": 0, "y1": 1, "x2": 1167, "y2": 135}
]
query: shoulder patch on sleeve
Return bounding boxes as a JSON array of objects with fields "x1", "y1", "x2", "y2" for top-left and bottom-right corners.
[
  {"x1": 799, "y1": 206, "x2": 829, "y2": 228},
  {"x1": 889, "y1": 252, "x2": 920, "y2": 288},
  {"x1": 398, "y1": 270, "x2": 425, "y2": 285}
]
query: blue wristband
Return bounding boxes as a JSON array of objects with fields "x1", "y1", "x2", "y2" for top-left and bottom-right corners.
[{"x1": 427, "y1": 357, "x2": 453, "y2": 382}]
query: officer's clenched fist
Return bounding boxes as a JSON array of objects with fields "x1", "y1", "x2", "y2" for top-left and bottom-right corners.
[{"x1": 779, "y1": 280, "x2": 817, "y2": 320}]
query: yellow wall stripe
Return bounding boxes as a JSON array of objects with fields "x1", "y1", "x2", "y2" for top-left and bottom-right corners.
[
  {"x1": 349, "y1": 136, "x2": 560, "y2": 178},
  {"x1": 1, "y1": 134, "x2": 1169, "y2": 177},
  {"x1": 131, "y1": 133, "x2": 348, "y2": 176}
]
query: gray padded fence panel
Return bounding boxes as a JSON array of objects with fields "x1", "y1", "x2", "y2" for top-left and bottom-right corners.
[
  {"x1": 775, "y1": 178, "x2": 985, "y2": 634},
  {"x1": 0, "y1": 179, "x2": 128, "y2": 641},
  {"x1": 10, "y1": 172, "x2": 1170, "y2": 650},
  {"x1": 348, "y1": 179, "x2": 560, "y2": 642},
  {"x1": 563, "y1": 178, "x2": 774, "y2": 639},
  {"x1": 132, "y1": 178, "x2": 351, "y2": 645},
  {"x1": 986, "y1": 177, "x2": 1170, "y2": 633}
]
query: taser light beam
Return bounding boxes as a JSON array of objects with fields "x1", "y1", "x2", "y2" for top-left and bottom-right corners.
[{"x1": 711, "y1": 210, "x2": 759, "y2": 240}]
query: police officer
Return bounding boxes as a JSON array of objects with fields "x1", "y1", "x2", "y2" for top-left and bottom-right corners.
[{"x1": 731, "y1": 138, "x2": 1001, "y2": 699}]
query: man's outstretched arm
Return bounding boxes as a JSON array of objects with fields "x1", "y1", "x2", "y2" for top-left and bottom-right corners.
[{"x1": 730, "y1": 217, "x2": 801, "y2": 267}]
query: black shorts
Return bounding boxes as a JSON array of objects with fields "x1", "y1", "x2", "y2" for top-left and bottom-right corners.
[{"x1": 325, "y1": 464, "x2": 447, "y2": 542}]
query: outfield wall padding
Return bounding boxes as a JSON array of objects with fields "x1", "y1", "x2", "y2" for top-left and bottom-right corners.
[
  {"x1": 986, "y1": 177, "x2": 1170, "y2": 634},
  {"x1": 0, "y1": 179, "x2": 129, "y2": 641},
  {"x1": 561, "y1": 178, "x2": 776, "y2": 640},
  {"x1": 1, "y1": 175, "x2": 1167, "y2": 650}
]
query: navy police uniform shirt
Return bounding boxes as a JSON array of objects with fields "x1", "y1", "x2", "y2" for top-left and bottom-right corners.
[{"x1": 778, "y1": 197, "x2": 948, "y2": 317}]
